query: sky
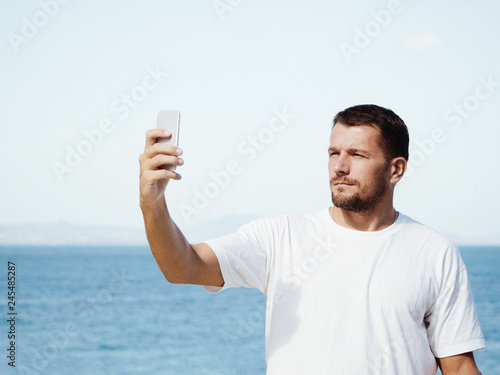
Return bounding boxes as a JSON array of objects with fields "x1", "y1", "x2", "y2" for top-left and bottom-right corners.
[{"x1": 1, "y1": 0, "x2": 499, "y2": 244}]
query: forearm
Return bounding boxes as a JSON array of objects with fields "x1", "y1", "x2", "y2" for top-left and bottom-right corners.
[
  {"x1": 140, "y1": 196, "x2": 198, "y2": 283},
  {"x1": 437, "y1": 352, "x2": 482, "y2": 375}
]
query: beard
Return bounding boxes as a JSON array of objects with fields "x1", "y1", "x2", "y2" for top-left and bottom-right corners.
[{"x1": 330, "y1": 174, "x2": 388, "y2": 214}]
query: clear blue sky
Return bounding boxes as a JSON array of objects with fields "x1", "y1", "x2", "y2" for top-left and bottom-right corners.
[{"x1": 1, "y1": 0, "x2": 499, "y2": 244}]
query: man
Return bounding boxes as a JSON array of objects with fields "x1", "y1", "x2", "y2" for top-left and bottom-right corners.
[{"x1": 139, "y1": 104, "x2": 485, "y2": 374}]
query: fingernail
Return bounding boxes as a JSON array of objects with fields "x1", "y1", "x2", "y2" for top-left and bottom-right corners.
[
  {"x1": 178, "y1": 158, "x2": 184, "y2": 165},
  {"x1": 176, "y1": 148, "x2": 182, "y2": 155},
  {"x1": 164, "y1": 130, "x2": 171, "y2": 136}
]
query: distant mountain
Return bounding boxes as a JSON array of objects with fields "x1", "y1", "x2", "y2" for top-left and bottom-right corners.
[
  {"x1": 0, "y1": 214, "x2": 259, "y2": 246},
  {"x1": 443, "y1": 231, "x2": 500, "y2": 247},
  {"x1": 0, "y1": 221, "x2": 148, "y2": 245}
]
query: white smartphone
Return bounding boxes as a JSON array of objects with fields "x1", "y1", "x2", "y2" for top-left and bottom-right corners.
[{"x1": 156, "y1": 110, "x2": 180, "y2": 171}]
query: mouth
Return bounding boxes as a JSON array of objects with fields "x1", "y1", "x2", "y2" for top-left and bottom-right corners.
[
  {"x1": 331, "y1": 178, "x2": 358, "y2": 189},
  {"x1": 333, "y1": 182, "x2": 354, "y2": 187}
]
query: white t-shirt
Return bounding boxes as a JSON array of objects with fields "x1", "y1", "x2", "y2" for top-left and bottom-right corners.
[{"x1": 203, "y1": 209, "x2": 485, "y2": 374}]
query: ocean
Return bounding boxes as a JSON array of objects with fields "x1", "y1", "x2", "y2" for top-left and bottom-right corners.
[{"x1": 0, "y1": 245, "x2": 498, "y2": 374}]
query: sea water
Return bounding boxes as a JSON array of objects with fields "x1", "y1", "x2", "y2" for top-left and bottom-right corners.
[{"x1": 0, "y1": 245, "x2": 498, "y2": 374}]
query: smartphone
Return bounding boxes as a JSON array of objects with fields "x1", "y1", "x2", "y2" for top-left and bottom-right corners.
[{"x1": 156, "y1": 110, "x2": 180, "y2": 171}]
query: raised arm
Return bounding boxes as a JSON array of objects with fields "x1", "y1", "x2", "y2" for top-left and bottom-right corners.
[{"x1": 138, "y1": 128, "x2": 224, "y2": 287}]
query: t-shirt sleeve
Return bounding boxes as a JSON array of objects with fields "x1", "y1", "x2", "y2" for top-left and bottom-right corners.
[
  {"x1": 202, "y1": 216, "x2": 283, "y2": 295},
  {"x1": 425, "y1": 246, "x2": 485, "y2": 358}
]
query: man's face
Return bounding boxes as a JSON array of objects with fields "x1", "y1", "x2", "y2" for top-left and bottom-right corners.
[{"x1": 328, "y1": 123, "x2": 391, "y2": 213}]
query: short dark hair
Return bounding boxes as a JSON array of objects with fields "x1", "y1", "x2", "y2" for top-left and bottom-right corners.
[{"x1": 333, "y1": 104, "x2": 409, "y2": 161}]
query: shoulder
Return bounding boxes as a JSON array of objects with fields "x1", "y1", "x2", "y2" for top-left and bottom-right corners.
[
  {"x1": 399, "y1": 214, "x2": 457, "y2": 249},
  {"x1": 399, "y1": 213, "x2": 465, "y2": 272},
  {"x1": 287, "y1": 208, "x2": 331, "y2": 228},
  {"x1": 238, "y1": 212, "x2": 289, "y2": 232},
  {"x1": 241, "y1": 209, "x2": 328, "y2": 232}
]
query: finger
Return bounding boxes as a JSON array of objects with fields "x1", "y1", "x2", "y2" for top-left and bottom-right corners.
[
  {"x1": 144, "y1": 142, "x2": 183, "y2": 160},
  {"x1": 145, "y1": 128, "x2": 172, "y2": 148},
  {"x1": 143, "y1": 168, "x2": 182, "y2": 182},
  {"x1": 148, "y1": 155, "x2": 184, "y2": 170}
]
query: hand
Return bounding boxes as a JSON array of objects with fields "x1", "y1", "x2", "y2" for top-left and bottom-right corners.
[{"x1": 138, "y1": 129, "x2": 184, "y2": 209}]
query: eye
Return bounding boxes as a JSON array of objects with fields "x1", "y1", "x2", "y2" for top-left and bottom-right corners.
[
  {"x1": 354, "y1": 153, "x2": 365, "y2": 158},
  {"x1": 329, "y1": 151, "x2": 339, "y2": 157}
]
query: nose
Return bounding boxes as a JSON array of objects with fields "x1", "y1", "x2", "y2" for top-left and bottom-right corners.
[{"x1": 333, "y1": 152, "x2": 350, "y2": 176}]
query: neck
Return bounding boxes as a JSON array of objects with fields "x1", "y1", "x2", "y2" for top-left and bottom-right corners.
[{"x1": 330, "y1": 200, "x2": 398, "y2": 232}]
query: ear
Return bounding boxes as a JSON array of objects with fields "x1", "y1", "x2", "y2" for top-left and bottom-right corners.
[{"x1": 389, "y1": 157, "x2": 407, "y2": 184}]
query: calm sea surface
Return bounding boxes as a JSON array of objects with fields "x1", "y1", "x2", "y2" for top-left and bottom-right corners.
[{"x1": 0, "y1": 245, "x2": 498, "y2": 374}]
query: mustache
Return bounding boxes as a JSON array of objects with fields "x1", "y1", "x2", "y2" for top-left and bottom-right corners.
[{"x1": 330, "y1": 177, "x2": 360, "y2": 186}]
